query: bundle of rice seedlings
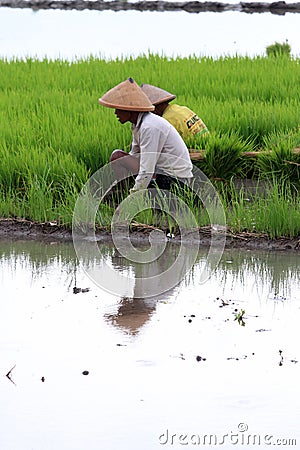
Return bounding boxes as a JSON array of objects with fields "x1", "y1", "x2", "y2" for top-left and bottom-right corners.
[
  {"x1": 202, "y1": 132, "x2": 255, "y2": 181},
  {"x1": 256, "y1": 131, "x2": 300, "y2": 190}
]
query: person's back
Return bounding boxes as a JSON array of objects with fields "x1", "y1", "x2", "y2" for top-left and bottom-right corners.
[
  {"x1": 162, "y1": 103, "x2": 208, "y2": 139},
  {"x1": 141, "y1": 83, "x2": 209, "y2": 140}
]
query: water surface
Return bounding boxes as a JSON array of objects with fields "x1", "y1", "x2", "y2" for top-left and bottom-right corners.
[
  {"x1": 0, "y1": 239, "x2": 299, "y2": 449},
  {"x1": 1, "y1": 8, "x2": 300, "y2": 60}
]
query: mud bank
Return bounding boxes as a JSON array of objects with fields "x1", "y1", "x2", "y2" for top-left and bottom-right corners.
[
  {"x1": 1, "y1": 0, "x2": 300, "y2": 14},
  {"x1": 0, "y1": 218, "x2": 299, "y2": 251}
]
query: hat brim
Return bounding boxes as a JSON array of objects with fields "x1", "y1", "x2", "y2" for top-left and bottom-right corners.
[
  {"x1": 98, "y1": 98, "x2": 154, "y2": 112},
  {"x1": 140, "y1": 83, "x2": 176, "y2": 105},
  {"x1": 153, "y1": 95, "x2": 176, "y2": 106}
]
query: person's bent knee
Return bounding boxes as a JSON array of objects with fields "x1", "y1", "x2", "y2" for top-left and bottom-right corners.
[{"x1": 110, "y1": 149, "x2": 128, "y2": 162}]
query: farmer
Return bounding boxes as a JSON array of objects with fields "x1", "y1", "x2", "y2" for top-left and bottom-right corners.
[
  {"x1": 140, "y1": 83, "x2": 209, "y2": 140},
  {"x1": 98, "y1": 77, "x2": 193, "y2": 194}
]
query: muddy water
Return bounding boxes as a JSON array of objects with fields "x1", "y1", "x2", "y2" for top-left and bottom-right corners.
[{"x1": 0, "y1": 239, "x2": 299, "y2": 449}]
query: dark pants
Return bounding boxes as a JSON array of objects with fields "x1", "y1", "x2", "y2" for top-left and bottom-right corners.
[{"x1": 148, "y1": 174, "x2": 188, "y2": 191}]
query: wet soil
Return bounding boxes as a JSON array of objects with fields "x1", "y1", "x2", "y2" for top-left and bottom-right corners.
[
  {"x1": 0, "y1": 217, "x2": 299, "y2": 251},
  {"x1": 1, "y1": 0, "x2": 300, "y2": 14}
]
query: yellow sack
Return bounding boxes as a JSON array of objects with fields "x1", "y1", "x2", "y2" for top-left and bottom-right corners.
[{"x1": 163, "y1": 104, "x2": 209, "y2": 139}]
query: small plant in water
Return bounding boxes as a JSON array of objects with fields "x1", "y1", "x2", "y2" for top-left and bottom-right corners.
[{"x1": 234, "y1": 309, "x2": 246, "y2": 326}]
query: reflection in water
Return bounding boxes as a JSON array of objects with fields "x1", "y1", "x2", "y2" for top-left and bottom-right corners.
[
  {"x1": 113, "y1": 242, "x2": 198, "y2": 298},
  {"x1": 73, "y1": 236, "x2": 200, "y2": 298},
  {"x1": 1, "y1": 238, "x2": 299, "y2": 450},
  {"x1": 1, "y1": 240, "x2": 298, "y2": 293},
  {"x1": 0, "y1": 239, "x2": 79, "y2": 291},
  {"x1": 215, "y1": 250, "x2": 300, "y2": 297},
  {"x1": 0, "y1": 239, "x2": 299, "y2": 338},
  {"x1": 104, "y1": 244, "x2": 191, "y2": 334},
  {"x1": 105, "y1": 296, "x2": 161, "y2": 336}
]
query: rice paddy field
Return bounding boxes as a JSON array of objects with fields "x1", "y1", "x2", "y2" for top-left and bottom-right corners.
[{"x1": 0, "y1": 54, "x2": 300, "y2": 238}]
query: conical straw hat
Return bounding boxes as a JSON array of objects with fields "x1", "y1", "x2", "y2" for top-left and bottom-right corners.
[
  {"x1": 141, "y1": 84, "x2": 176, "y2": 105},
  {"x1": 99, "y1": 78, "x2": 154, "y2": 112}
]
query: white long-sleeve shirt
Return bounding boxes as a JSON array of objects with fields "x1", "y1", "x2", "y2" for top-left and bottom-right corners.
[{"x1": 129, "y1": 112, "x2": 193, "y2": 191}]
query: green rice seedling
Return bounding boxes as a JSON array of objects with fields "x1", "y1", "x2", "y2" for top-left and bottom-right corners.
[
  {"x1": 202, "y1": 131, "x2": 254, "y2": 181},
  {"x1": 262, "y1": 128, "x2": 300, "y2": 150},
  {"x1": 1, "y1": 54, "x2": 300, "y2": 231},
  {"x1": 132, "y1": 208, "x2": 162, "y2": 230},
  {"x1": 221, "y1": 179, "x2": 262, "y2": 233},
  {"x1": 225, "y1": 179, "x2": 300, "y2": 238},
  {"x1": 266, "y1": 41, "x2": 291, "y2": 58},
  {"x1": 256, "y1": 133, "x2": 300, "y2": 190},
  {"x1": 133, "y1": 190, "x2": 178, "y2": 232},
  {"x1": 198, "y1": 97, "x2": 300, "y2": 148},
  {"x1": 0, "y1": 175, "x2": 56, "y2": 223},
  {"x1": 2, "y1": 55, "x2": 299, "y2": 156},
  {"x1": 0, "y1": 145, "x2": 23, "y2": 192},
  {"x1": 53, "y1": 172, "x2": 89, "y2": 226},
  {"x1": 95, "y1": 204, "x2": 115, "y2": 229},
  {"x1": 23, "y1": 175, "x2": 56, "y2": 223},
  {"x1": 253, "y1": 182, "x2": 300, "y2": 238},
  {"x1": 234, "y1": 309, "x2": 246, "y2": 326},
  {"x1": 0, "y1": 189, "x2": 21, "y2": 219},
  {"x1": 154, "y1": 188, "x2": 189, "y2": 233},
  {"x1": 174, "y1": 183, "x2": 211, "y2": 227},
  {"x1": 0, "y1": 147, "x2": 88, "y2": 225},
  {"x1": 107, "y1": 189, "x2": 161, "y2": 231}
]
